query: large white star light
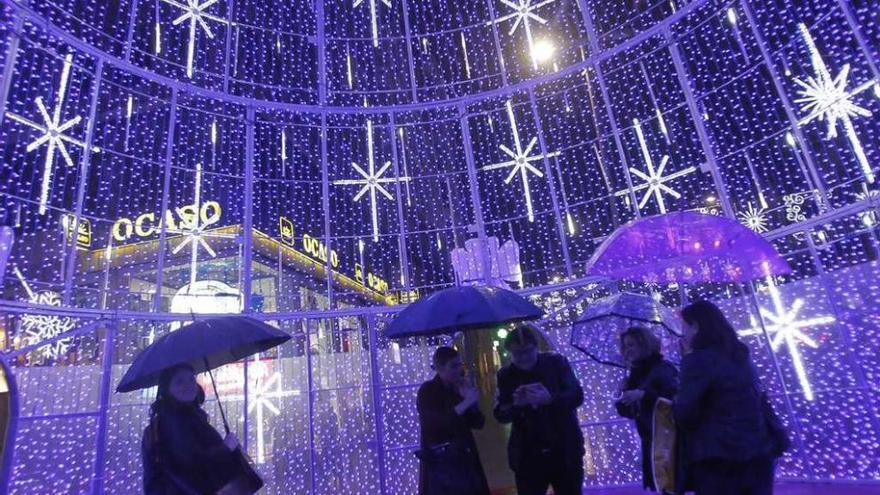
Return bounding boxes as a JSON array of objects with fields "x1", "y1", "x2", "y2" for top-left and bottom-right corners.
[
  {"x1": 482, "y1": 100, "x2": 559, "y2": 222},
  {"x1": 160, "y1": 0, "x2": 228, "y2": 78},
  {"x1": 14, "y1": 267, "x2": 75, "y2": 362},
  {"x1": 740, "y1": 280, "x2": 835, "y2": 401},
  {"x1": 334, "y1": 120, "x2": 410, "y2": 242},
  {"x1": 5, "y1": 53, "x2": 100, "y2": 215},
  {"x1": 354, "y1": 0, "x2": 393, "y2": 48},
  {"x1": 793, "y1": 23, "x2": 877, "y2": 183},
  {"x1": 614, "y1": 118, "x2": 696, "y2": 214},
  {"x1": 171, "y1": 162, "x2": 228, "y2": 287},
  {"x1": 488, "y1": 0, "x2": 558, "y2": 69}
]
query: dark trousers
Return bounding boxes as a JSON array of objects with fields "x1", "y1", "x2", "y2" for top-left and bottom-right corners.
[
  {"x1": 513, "y1": 449, "x2": 584, "y2": 495},
  {"x1": 692, "y1": 456, "x2": 775, "y2": 495}
]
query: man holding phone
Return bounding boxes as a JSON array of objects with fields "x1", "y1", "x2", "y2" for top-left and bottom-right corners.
[{"x1": 494, "y1": 324, "x2": 585, "y2": 495}]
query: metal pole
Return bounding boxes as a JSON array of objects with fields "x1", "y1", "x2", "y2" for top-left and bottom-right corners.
[
  {"x1": 458, "y1": 103, "x2": 493, "y2": 283},
  {"x1": 365, "y1": 314, "x2": 388, "y2": 495},
  {"x1": 398, "y1": 0, "x2": 419, "y2": 102},
  {"x1": 90, "y1": 319, "x2": 117, "y2": 495},
  {"x1": 305, "y1": 321, "x2": 318, "y2": 495},
  {"x1": 123, "y1": 0, "x2": 140, "y2": 62},
  {"x1": 664, "y1": 28, "x2": 735, "y2": 218},
  {"x1": 222, "y1": 0, "x2": 236, "y2": 93},
  {"x1": 152, "y1": 89, "x2": 180, "y2": 312},
  {"x1": 482, "y1": 0, "x2": 509, "y2": 88},
  {"x1": 243, "y1": 106, "x2": 255, "y2": 311},
  {"x1": 388, "y1": 115, "x2": 412, "y2": 294},
  {"x1": 63, "y1": 58, "x2": 105, "y2": 306},
  {"x1": 739, "y1": 0, "x2": 829, "y2": 206},
  {"x1": 0, "y1": 9, "x2": 24, "y2": 127},
  {"x1": 526, "y1": 87, "x2": 574, "y2": 277},
  {"x1": 571, "y1": 0, "x2": 641, "y2": 218}
]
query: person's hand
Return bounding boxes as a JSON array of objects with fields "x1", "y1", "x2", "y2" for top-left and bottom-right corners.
[
  {"x1": 618, "y1": 389, "x2": 645, "y2": 405},
  {"x1": 525, "y1": 383, "x2": 552, "y2": 407},
  {"x1": 459, "y1": 383, "x2": 479, "y2": 407},
  {"x1": 223, "y1": 432, "x2": 239, "y2": 451},
  {"x1": 680, "y1": 336, "x2": 693, "y2": 356},
  {"x1": 513, "y1": 386, "x2": 530, "y2": 407}
]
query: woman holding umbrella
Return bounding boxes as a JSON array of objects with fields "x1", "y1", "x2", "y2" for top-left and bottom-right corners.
[{"x1": 142, "y1": 364, "x2": 245, "y2": 494}]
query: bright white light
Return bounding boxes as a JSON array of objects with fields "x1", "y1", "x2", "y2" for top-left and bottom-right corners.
[
  {"x1": 4, "y1": 53, "x2": 101, "y2": 215},
  {"x1": 794, "y1": 23, "x2": 875, "y2": 183},
  {"x1": 353, "y1": 0, "x2": 393, "y2": 47},
  {"x1": 334, "y1": 121, "x2": 410, "y2": 242},
  {"x1": 738, "y1": 201, "x2": 770, "y2": 233},
  {"x1": 614, "y1": 118, "x2": 696, "y2": 214},
  {"x1": 740, "y1": 279, "x2": 835, "y2": 401},
  {"x1": 481, "y1": 101, "x2": 560, "y2": 222},
  {"x1": 160, "y1": 0, "x2": 227, "y2": 78},
  {"x1": 726, "y1": 7, "x2": 737, "y2": 25},
  {"x1": 531, "y1": 39, "x2": 556, "y2": 63},
  {"x1": 785, "y1": 131, "x2": 797, "y2": 148},
  {"x1": 566, "y1": 211, "x2": 576, "y2": 235},
  {"x1": 489, "y1": 0, "x2": 559, "y2": 69}
]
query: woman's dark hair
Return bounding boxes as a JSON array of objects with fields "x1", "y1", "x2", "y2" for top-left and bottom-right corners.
[
  {"x1": 619, "y1": 326, "x2": 661, "y2": 360},
  {"x1": 681, "y1": 300, "x2": 749, "y2": 360},
  {"x1": 503, "y1": 324, "x2": 540, "y2": 350},
  {"x1": 150, "y1": 364, "x2": 206, "y2": 416},
  {"x1": 432, "y1": 346, "x2": 460, "y2": 369}
]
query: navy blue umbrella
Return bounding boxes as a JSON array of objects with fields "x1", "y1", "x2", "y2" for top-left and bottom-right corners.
[
  {"x1": 385, "y1": 285, "x2": 543, "y2": 339},
  {"x1": 117, "y1": 316, "x2": 290, "y2": 393}
]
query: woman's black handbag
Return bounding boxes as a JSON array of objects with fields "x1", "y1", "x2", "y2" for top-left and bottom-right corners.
[
  {"x1": 759, "y1": 391, "x2": 792, "y2": 458},
  {"x1": 217, "y1": 448, "x2": 264, "y2": 495},
  {"x1": 415, "y1": 441, "x2": 483, "y2": 495}
]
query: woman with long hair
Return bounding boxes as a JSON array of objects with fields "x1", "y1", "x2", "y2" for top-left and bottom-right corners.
[
  {"x1": 675, "y1": 300, "x2": 779, "y2": 495},
  {"x1": 615, "y1": 326, "x2": 678, "y2": 493},
  {"x1": 141, "y1": 364, "x2": 246, "y2": 494}
]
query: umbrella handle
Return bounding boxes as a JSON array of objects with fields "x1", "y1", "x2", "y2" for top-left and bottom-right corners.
[{"x1": 205, "y1": 357, "x2": 231, "y2": 435}]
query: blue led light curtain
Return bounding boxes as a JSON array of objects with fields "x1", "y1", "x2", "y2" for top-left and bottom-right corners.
[{"x1": 0, "y1": 0, "x2": 878, "y2": 492}]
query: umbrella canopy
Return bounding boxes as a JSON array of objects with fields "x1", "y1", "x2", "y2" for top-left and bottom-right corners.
[
  {"x1": 571, "y1": 292, "x2": 681, "y2": 368},
  {"x1": 384, "y1": 285, "x2": 543, "y2": 339},
  {"x1": 117, "y1": 316, "x2": 290, "y2": 393},
  {"x1": 586, "y1": 211, "x2": 791, "y2": 284}
]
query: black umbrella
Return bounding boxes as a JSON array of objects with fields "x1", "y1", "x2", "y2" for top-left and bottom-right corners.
[{"x1": 117, "y1": 316, "x2": 290, "y2": 432}]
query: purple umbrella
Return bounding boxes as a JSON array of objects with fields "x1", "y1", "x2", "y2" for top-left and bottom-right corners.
[{"x1": 586, "y1": 212, "x2": 791, "y2": 284}]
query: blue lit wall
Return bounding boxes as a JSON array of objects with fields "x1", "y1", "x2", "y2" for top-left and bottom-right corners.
[{"x1": 0, "y1": 0, "x2": 877, "y2": 492}]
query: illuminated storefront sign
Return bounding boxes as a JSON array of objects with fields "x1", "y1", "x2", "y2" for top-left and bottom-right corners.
[
  {"x1": 302, "y1": 233, "x2": 340, "y2": 269},
  {"x1": 112, "y1": 201, "x2": 222, "y2": 242},
  {"x1": 279, "y1": 216, "x2": 295, "y2": 246},
  {"x1": 355, "y1": 263, "x2": 389, "y2": 294},
  {"x1": 61, "y1": 214, "x2": 92, "y2": 249}
]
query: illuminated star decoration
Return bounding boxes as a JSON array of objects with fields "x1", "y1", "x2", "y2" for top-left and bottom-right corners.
[
  {"x1": 740, "y1": 279, "x2": 835, "y2": 401},
  {"x1": 354, "y1": 0, "x2": 392, "y2": 48},
  {"x1": 5, "y1": 53, "x2": 100, "y2": 215},
  {"x1": 738, "y1": 201, "x2": 770, "y2": 233},
  {"x1": 793, "y1": 23, "x2": 876, "y2": 183},
  {"x1": 160, "y1": 0, "x2": 227, "y2": 78},
  {"x1": 482, "y1": 101, "x2": 559, "y2": 222},
  {"x1": 334, "y1": 120, "x2": 410, "y2": 242},
  {"x1": 171, "y1": 163, "x2": 223, "y2": 287},
  {"x1": 489, "y1": 0, "x2": 558, "y2": 69},
  {"x1": 615, "y1": 118, "x2": 696, "y2": 214}
]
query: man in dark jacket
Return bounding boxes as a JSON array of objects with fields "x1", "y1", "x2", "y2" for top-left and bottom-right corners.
[{"x1": 494, "y1": 324, "x2": 585, "y2": 495}]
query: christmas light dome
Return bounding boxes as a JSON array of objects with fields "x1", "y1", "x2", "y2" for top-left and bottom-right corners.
[{"x1": 0, "y1": 0, "x2": 878, "y2": 493}]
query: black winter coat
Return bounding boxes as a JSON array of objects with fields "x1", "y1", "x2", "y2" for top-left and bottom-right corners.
[
  {"x1": 615, "y1": 353, "x2": 679, "y2": 490},
  {"x1": 494, "y1": 353, "x2": 585, "y2": 473},
  {"x1": 142, "y1": 402, "x2": 241, "y2": 495},
  {"x1": 673, "y1": 349, "x2": 776, "y2": 464}
]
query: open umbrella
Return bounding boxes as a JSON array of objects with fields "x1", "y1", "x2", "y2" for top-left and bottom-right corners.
[
  {"x1": 586, "y1": 211, "x2": 791, "y2": 283},
  {"x1": 571, "y1": 292, "x2": 681, "y2": 368},
  {"x1": 384, "y1": 285, "x2": 543, "y2": 339},
  {"x1": 117, "y1": 316, "x2": 290, "y2": 431}
]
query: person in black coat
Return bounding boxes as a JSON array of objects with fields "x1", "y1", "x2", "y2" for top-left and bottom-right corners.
[
  {"x1": 494, "y1": 324, "x2": 585, "y2": 495},
  {"x1": 615, "y1": 326, "x2": 679, "y2": 493},
  {"x1": 142, "y1": 364, "x2": 245, "y2": 495},
  {"x1": 674, "y1": 300, "x2": 778, "y2": 495},
  {"x1": 417, "y1": 346, "x2": 490, "y2": 495}
]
